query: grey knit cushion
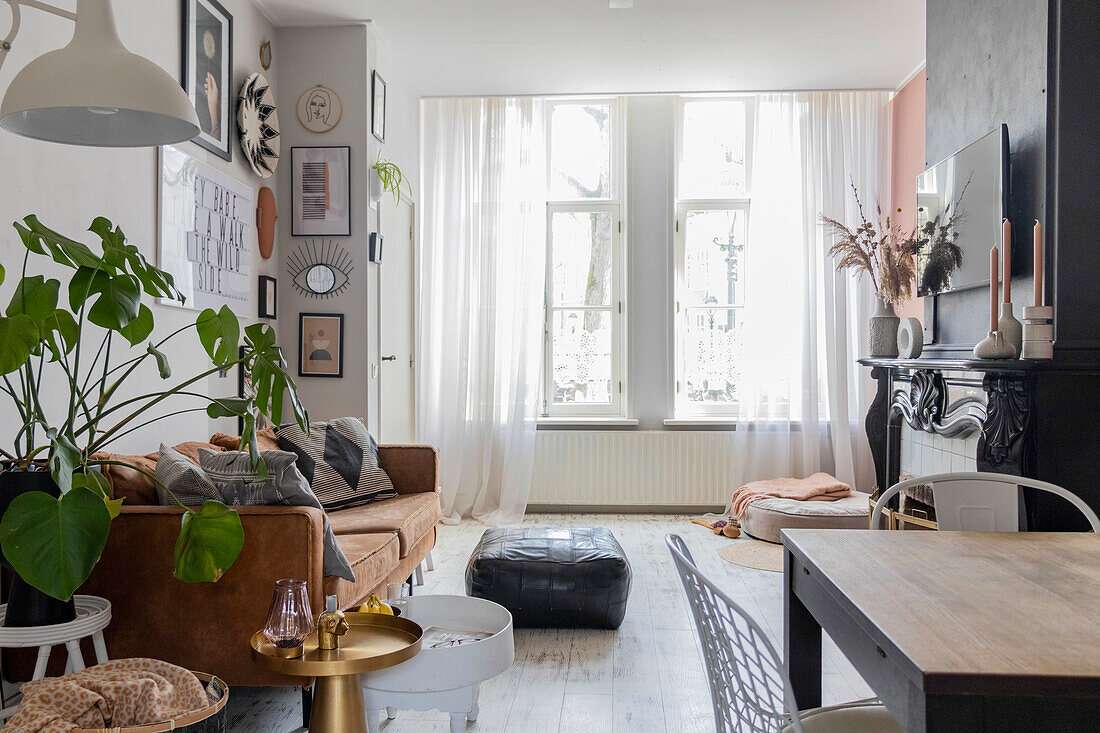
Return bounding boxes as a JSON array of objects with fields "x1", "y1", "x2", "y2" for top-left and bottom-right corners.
[
  {"x1": 154, "y1": 444, "x2": 222, "y2": 506},
  {"x1": 198, "y1": 448, "x2": 355, "y2": 582},
  {"x1": 275, "y1": 417, "x2": 398, "y2": 510}
]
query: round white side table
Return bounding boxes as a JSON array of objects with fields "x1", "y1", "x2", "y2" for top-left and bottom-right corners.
[
  {"x1": 362, "y1": 595, "x2": 514, "y2": 733},
  {"x1": 0, "y1": 595, "x2": 111, "y2": 720}
]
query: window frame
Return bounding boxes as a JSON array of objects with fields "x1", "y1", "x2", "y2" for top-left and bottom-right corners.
[
  {"x1": 541, "y1": 97, "x2": 628, "y2": 419},
  {"x1": 672, "y1": 96, "x2": 755, "y2": 419}
]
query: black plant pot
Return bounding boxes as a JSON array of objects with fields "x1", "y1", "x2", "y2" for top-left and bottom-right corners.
[{"x1": 0, "y1": 469, "x2": 77, "y2": 627}]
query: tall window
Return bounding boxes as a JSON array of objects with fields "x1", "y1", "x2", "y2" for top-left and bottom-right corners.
[
  {"x1": 674, "y1": 97, "x2": 754, "y2": 417},
  {"x1": 543, "y1": 99, "x2": 625, "y2": 417}
]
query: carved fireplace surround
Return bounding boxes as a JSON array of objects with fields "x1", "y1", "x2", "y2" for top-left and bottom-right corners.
[{"x1": 859, "y1": 356, "x2": 1098, "y2": 531}]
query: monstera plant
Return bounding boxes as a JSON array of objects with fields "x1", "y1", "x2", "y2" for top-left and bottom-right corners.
[{"x1": 0, "y1": 215, "x2": 307, "y2": 608}]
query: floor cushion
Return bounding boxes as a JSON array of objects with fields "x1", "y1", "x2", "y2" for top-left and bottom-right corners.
[
  {"x1": 325, "y1": 532, "x2": 400, "y2": 609},
  {"x1": 465, "y1": 527, "x2": 632, "y2": 629},
  {"x1": 740, "y1": 492, "x2": 871, "y2": 544},
  {"x1": 327, "y1": 492, "x2": 442, "y2": 558}
]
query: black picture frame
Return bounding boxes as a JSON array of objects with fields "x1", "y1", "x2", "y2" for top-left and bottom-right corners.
[
  {"x1": 258, "y1": 275, "x2": 277, "y2": 319},
  {"x1": 298, "y1": 313, "x2": 344, "y2": 378},
  {"x1": 181, "y1": 0, "x2": 233, "y2": 161},
  {"x1": 291, "y1": 146, "x2": 352, "y2": 236},
  {"x1": 371, "y1": 70, "x2": 386, "y2": 143}
]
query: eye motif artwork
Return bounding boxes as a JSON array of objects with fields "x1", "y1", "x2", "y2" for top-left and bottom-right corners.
[
  {"x1": 296, "y1": 84, "x2": 342, "y2": 134},
  {"x1": 288, "y1": 240, "x2": 353, "y2": 299}
]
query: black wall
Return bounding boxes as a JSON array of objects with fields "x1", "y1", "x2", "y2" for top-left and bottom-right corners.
[{"x1": 925, "y1": 0, "x2": 1046, "y2": 350}]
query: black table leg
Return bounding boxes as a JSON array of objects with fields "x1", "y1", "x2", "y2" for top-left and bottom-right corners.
[
  {"x1": 302, "y1": 684, "x2": 313, "y2": 729},
  {"x1": 784, "y1": 546, "x2": 821, "y2": 710}
]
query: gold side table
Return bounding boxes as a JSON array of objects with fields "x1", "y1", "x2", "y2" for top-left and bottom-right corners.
[{"x1": 251, "y1": 612, "x2": 423, "y2": 733}]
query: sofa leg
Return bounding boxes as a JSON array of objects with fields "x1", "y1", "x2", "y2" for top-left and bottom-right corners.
[
  {"x1": 406, "y1": 575, "x2": 414, "y2": 596},
  {"x1": 301, "y1": 685, "x2": 313, "y2": 729},
  {"x1": 425, "y1": 550, "x2": 435, "y2": 572}
]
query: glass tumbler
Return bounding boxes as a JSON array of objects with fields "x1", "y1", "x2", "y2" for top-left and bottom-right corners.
[
  {"x1": 263, "y1": 578, "x2": 314, "y2": 657},
  {"x1": 386, "y1": 581, "x2": 410, "y2": 615}
]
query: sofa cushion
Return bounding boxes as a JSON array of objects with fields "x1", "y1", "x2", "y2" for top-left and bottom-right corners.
[
  {"x1": 327, "y1": 492, "x2": 442, "y2": 558},
  {"x1": 325, "y1": 532, "x2": 400, "y2": 609},
  {"x1": 96, "y1": 442, "x2": 225, "y2": 506},
  {"x1": 154, "y1": 444, "x2": 222, "y2": 506},
  {"x1": 275, "y1": 418, "x2": 398, "y2": 510},
  {"x1": 198, "y1": 449, "x2": 355, "y2": 582},
  {"x1": 209, "y1": 428, "x2": 281, "y2": 453}
]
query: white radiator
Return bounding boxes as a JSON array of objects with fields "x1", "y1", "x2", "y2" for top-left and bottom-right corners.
[{"x1": 528, "y1": 431, "x2": 734, "y2": 508}]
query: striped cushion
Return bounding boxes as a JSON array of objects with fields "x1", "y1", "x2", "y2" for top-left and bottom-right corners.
[
  {"x1": 275, "y1": 417, "x2": 398, "y2": 510},
  {"x1": 154, "y1": 444, "x2": 222, "y2": 506}
]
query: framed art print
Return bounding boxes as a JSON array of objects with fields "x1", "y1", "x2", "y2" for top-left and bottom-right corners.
[
  {"x1": 182, "y1": 0, "x2": 233, "y2": 161},
  {"x1": 371, "y1": 70, "x2": 386, "y2": 142},
  {"x1": 158, "y1": 146, "x2": 252, "y2": 316},
  {"x1": 299, "y1": 313, "x2": 344, "y2": 378},
  {"x1": 258, "y1": 275, "x2": 277, "y2": 319},
  {"x1": 292, "y1": 146, "x2": 351, "y2": 236}
]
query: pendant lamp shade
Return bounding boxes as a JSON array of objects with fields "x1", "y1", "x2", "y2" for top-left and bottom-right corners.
[{"x1": 0, "y1": 0, "x2": 200, "y2": 147}]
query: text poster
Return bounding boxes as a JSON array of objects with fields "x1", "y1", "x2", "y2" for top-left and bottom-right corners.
[{"x1": 159, "y1": 145, "x2": 252, "y2": 316}]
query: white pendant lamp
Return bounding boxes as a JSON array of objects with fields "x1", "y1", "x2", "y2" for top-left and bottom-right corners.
[{"x1": 0, "y1": 0, "x2": 200, "y2": 147}]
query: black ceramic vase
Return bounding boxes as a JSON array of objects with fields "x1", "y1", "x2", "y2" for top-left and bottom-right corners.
[{"x1": 0, "y1": 469, "x2": 77, "y2": 627}]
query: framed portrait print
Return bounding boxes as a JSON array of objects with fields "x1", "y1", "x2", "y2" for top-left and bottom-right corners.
[
  {"x1": 182, "y1": 0, "x2": 233, "y2": 161},
  {"x1": 371, "y1": 71, "x2": 386, "y2": 142},
  {"x1": 291, "y1": 146, "x2": 351, "y2": 236},
  {"x1": 299, "y1": 313, "x2": 344, "y2": 378},
  {"x1": 258, "y1": 275, "x2": 277, "y2": 319},
  {"x1": 296, "y1": 84, "x2": 342, "y2": 134}
]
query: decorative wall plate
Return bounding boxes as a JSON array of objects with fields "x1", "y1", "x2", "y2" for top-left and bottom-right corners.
[
  {"x1": 288, "y1": 239, "x2": 354, "y2": 299},
  {"x1": 297, "y1": 84, "x2": 342, "y2": 133},
  {"x1": 237, "y1": 72, "x2": 280, "y2": 178},
  {"x1": 256, "y1": 186, "x2": 277, "y2": 259}
]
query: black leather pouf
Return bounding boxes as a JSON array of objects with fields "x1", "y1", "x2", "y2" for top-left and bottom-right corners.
[{"x1": 465, "y1": 527, "x2": 632, "y2": 629}]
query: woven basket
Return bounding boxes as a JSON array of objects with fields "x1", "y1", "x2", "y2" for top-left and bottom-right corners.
[{"x1": 71, "y1": 672, "x2": 228, "y2": 733}]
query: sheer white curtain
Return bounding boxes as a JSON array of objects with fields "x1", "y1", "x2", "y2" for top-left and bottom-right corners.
[
  {"x1": 417, "y1": 98, "x2": 547, "y2": 524},
  {"x1": 731, "y1": 91, "x2": 889, "y2": 492}
]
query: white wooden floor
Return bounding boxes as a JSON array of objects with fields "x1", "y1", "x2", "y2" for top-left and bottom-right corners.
[{"x1": 225, "y1": 514, "x2": 872, "y2": 732}]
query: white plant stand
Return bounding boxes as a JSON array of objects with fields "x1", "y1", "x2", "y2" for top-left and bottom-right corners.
[
  {"x1": 0, "y1": 595, "x2": 111, "y2": 720},
  {"x1": 362, "y1": 594, "x2": 513, "y2": 733}
]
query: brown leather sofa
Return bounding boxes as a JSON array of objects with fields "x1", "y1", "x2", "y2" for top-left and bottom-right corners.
[{"x1": 21, "y1": 437, "x2": 442, "y2": 687}]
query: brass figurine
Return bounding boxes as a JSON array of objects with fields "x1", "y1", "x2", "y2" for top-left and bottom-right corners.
[{"x1": 317, "y1": 596, "x2": 349, "y2": 650}]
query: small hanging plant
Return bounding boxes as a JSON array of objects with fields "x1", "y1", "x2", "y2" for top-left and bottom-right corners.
[{"x1": 371, "y1": 154, "x2": 413, "y2": 205}]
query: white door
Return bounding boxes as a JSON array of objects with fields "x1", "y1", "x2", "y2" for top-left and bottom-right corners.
[{"x1": 379, "y1": 199, "x2": 416, "y2": 443}]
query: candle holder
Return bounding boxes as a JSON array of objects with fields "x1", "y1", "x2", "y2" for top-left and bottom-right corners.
[
  {"x1": 1022, "y1": 305, "x2": 1054, "y2": 359},
  {"x1": 262, "y1": 578, "x2": 314, "y2": 658},
  {"x1": 974, "y1": 330, "x2": 1016, "y2": 360},
  {"x1": 998, "y1": 301, "x2": 1023, "y2": 357}
]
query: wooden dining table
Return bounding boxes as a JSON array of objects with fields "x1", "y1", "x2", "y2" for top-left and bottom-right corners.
[{"x1": 782, "y1": 529, "x2": 1100, "y2": 732}]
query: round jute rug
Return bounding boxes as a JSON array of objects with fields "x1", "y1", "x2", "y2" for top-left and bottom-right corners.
[{"x1": 716, "y1": 539, "x2": 784, "y2": 573}]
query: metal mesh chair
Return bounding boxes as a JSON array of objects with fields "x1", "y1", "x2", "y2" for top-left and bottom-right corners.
[{"x1": 666, "y1": 534, "x2": 900, "y2": 733}]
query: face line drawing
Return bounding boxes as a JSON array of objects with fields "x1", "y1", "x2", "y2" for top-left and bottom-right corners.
[{"x1": 306, "y1": 90, "x2": 331, "y2": 125}]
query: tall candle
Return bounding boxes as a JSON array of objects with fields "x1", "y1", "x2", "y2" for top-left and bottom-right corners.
[
  {"x1": 1033, "y1": 219, "x2": 1044, "y2": 307},
  {"x1": 989, "y1": 245, "x2": 999, "y2": 332},
  {"x1": 1002, "y1": 218, "x2": 1012, "y2": 302}
]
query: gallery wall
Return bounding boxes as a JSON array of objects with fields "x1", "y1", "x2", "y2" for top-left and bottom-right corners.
[
  {"x1": 0, "y1": 0, "x2": 279, "y2": 455},
  {"x1": 274, "y1": 22, "x2": 420, "y2": 433}
]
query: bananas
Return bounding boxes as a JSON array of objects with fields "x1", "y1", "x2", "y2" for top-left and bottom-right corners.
[{"x1": 358, "y1": 594, "x2": 394, "y2": 615}]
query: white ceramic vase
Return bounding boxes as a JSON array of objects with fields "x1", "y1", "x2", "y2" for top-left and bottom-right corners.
[{"x1": 869, "y1": 295, "x2": 900, "y2": 358}]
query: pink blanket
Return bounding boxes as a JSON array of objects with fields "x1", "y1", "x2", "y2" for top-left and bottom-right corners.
[{"x1": 731, "y1": 472, "x2": 852, "y2": 518}]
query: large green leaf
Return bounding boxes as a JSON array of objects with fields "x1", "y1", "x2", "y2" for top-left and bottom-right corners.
[
  {"x1": 245, "y1": 323, "x2": 307, "y2": 432},
  {"x1": 15, "y1": 216, "x2": 105, "y2": 271},
  {"x1": 67, "y1": 266, "x2": 108, "y2": 311},
  {"x1": 40, "y1": 309, "x2": 79, "y2": 362},
  {"x1": 174, "y1": 501, "x2": 244, "y2": 583},
  {"x1": 0, "y1": 487, "x2": 112, "y2": 600},
  {"x1": 147, "y1": 343, "x2": 171, "y2": 378},
  {"x1": 117, "y1": 304, "x2": 154, "y2": 346},
  {"x1": 46, "y1": 429, "x2": 81, "y2": 494},
  {"x1": 0, "y1": 315, "x2": 38, "y2": 375},
  {"x1": 196, "y1": 306, "x2": 240, "y2": 368},
  {"x1": 89, "y1": 218, "x2": 182, "y2": 303},
  {"x1": 72, "y1": 471, "x2": 122, "y2": 519},
  {"x1": 6, "y1": 275, "x2": 60, "y2": 325},
  {"x1": 86, "y1": 274, "x2": 141, "y2": 331}
]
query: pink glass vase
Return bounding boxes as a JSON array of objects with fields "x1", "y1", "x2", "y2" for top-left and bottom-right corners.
[{"x1": 262, "y1": 579, "x2": 313, "y2": 654}]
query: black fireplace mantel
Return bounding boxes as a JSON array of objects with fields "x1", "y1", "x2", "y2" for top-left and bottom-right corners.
[{"x1": 858, "y1": 356, "x2": 1100, "y2": 531}]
